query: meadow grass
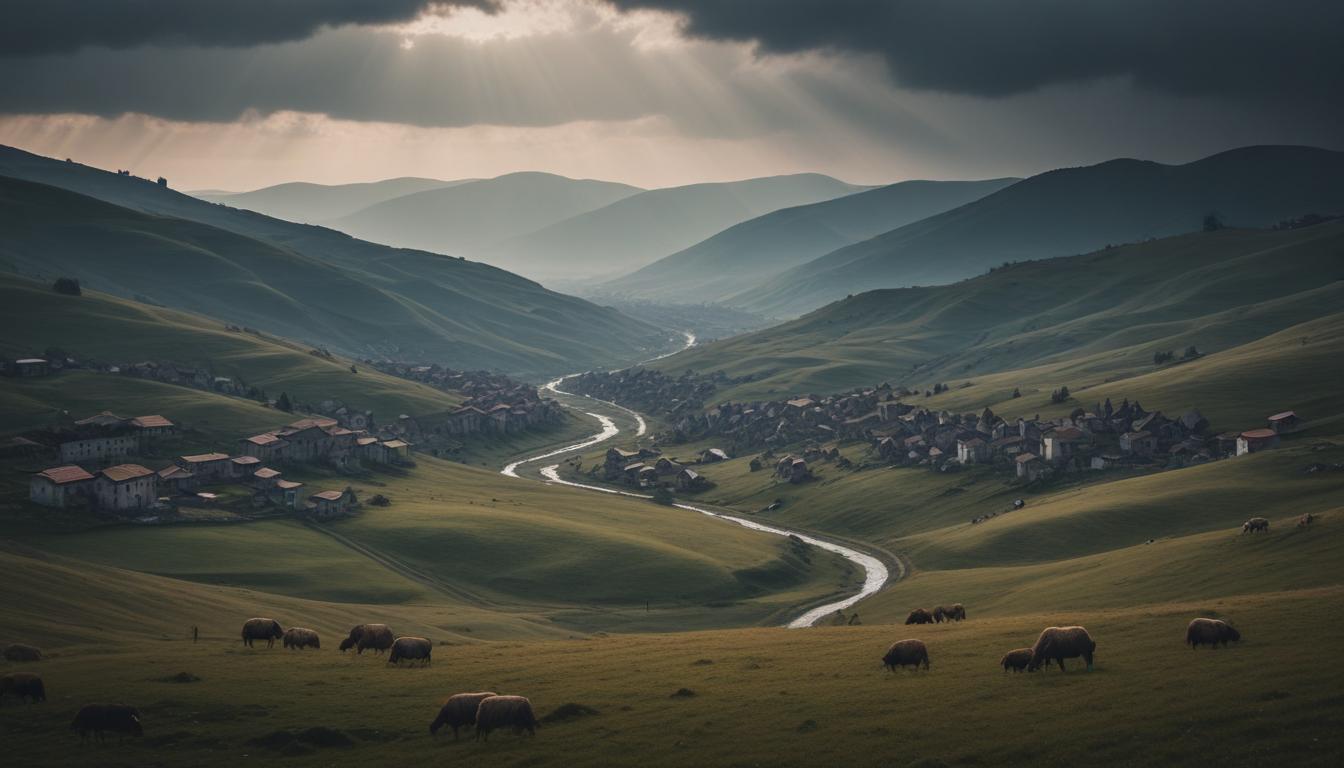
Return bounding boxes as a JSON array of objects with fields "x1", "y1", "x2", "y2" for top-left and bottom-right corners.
[{"x1": 2, "y1": 579, "x2": 1340, "y2": 767}]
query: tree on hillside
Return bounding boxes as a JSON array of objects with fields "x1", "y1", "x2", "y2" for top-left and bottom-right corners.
[
  {"x1": 1050, "y1": 386, "x2": 1071, "y2": 404},
  {"x1": 652, "y1": 486, "x2": 674, "y2": 505},
  {"x1": 1202, "y1": 212, "x2": 1224, "y2": 232},
  {"x1": 52, "y1": 277, "x2": 81, "y2": 296},
  {"x1": 1154, "y1": 350, "x2": 1174, "y2": 365},
  {"x1": 277, "y1": 392, "x2": 293, "y2": 412}
]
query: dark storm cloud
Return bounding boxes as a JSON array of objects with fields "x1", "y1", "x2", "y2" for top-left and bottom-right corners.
[
  {"x1": 608, "y1": 0, "x2": 1344, "y2": 100},
  {"x1": 0, "y1": 0, "x2": 492, "y2": 57}
]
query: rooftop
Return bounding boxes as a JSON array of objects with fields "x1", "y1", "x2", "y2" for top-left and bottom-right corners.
[
  {"x1": 181, "y1": 452, "x2": 230, "y2": 463},
  {"x1": 131, "y1": 414, "x2": 174, "y2": 428},
  {"x1": 310, "y1": 490, "x2": 345, "y2": 501},
  {"x1": 253, "y1": 467, "x2": 282, "y2": 479},
  {"x1": 36, "y1": 465, "x2": 95, "y2": 485},
  {"x1": 1241, "y1": 428, "x2": 1278, "y2": 439},
  {"x1": 100, "y1": 463, "x2": 154, "y2": 482}
]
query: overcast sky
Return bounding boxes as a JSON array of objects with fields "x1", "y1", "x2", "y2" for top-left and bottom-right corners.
[{"x1": 2, "y1": 0, "x2": 1339, "y2": 191}]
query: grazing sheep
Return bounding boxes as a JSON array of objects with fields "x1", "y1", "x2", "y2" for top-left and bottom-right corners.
[
  {"x1": 3, "y1": 643, "x2": 42, "y2": 662},
  {"x1": 1242, "y1": 517, "x2": 1270, "y2": 534},
  {"x1": 905, "y1": 608, "x2": 935, "y2": 625},
  {"x1": 241, "y1": 618, "x2": 284, "y2": 648},
  {"x1": 430, "y1": 691, "x2": 498, "y2": 739},
  {"x1": 1000, "y1": 648, "x2": 1033, "y2": 673},
  {"x1": 358, "y1": 625, "x2": 395, "y2": 654},
  {"x1": 1, "y1": 672, "x2": 47, "y2": 704},
  {"x1": 947, "y1": 603, "x2": 967, "y2": 621},
  {"x1": 1026, "y1": 626, "x2": 1096, "y2": 672},
  {"x1": 932, "y1": 606, "x2": 947, "y2": 623},
  {"x1": 1186, "y1": 618, "x2": 1242, "y2": 649},
  {"x1": 1298, "y1": 513, "x2": 1315, "y2": 528},
  {"x1": 475, "y1": 695, "x2": 538, "y2": 741},
  {"x1": 282, "y1": 627, "x2": 321, "y2": 650},
  {"x1": 71, "y1": 704, "x2": 143, "y2": 742},
  {"x1": 882, "y1": 639, "x2": 930, "y2": 671},
  {"x1": 389, "y1": 636, "x2": 432, "y2": 665}
]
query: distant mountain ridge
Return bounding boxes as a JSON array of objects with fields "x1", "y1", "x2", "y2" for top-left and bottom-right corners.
[
  {"x1": 194, "y1": 177, "x2": 475, "y2": 224},
  {"x1": 0, "y1": 145, "x2": 675, "y2": 378},
  {"x1": 480, "y1": 173, "x2": 871, "y2": 282},
  {"x1": 598, "y1": 177, "x2": 1018, "y2": 306},
  {"x1": 730, "y1": 145, "x2": 1344, "y2": 317},
  {"x1": 328, "y1": 172, "x2": 645, "y2": 261}
]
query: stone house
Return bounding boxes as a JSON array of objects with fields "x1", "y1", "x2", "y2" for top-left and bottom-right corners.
[
  {"x1": 230, "y1": 455, "x2": 262, "y2": 478},
  {"x1": 273, "y1": 479, "x2": 305, "y2": 509},
  {"x1": 677, "y1": 468, "x2": 707, "y2": 491},
  {"x1": 309, "y1": 488, "x2": 357, "y2": 518},
  {"x1": 94, "y1": 463, "x2": 157, "y2": 512},
  {"x1": 252, "y1": 467, "x2": 282, "y2": 490},
  {"x1": 775, "y1": 456, "x2": 811, "y2": 484},
  {"x1": 1043, "y1": 426, "x2": 1086, "y2": 464},
  {"x1": 379, "y1": 439, "x2": 411, "y2": 463},
  {"x1": 29, "y1": 465, "x2": 95, "y2": 507},
  {"x1": 956, "y1": 437, "x2": 988, "y2": 464},
  {"x1": 1267, "y1": 411, "x2": 1302, "y2": 434},
  {"x1": 177, "y1": 452, "x2": 231, "y2": 481},
  {"x1": 238, "y1": 432, "x2": 288, "y2": 461},
  {"x1": 1119, "y1": 431, "x2": 1158, "y2": 457},
  {"x1": 13, "y1": 358, "x2": 49, "y2": 377},
  {"x1": 130, "y1": 414, "x2": 176, "y2": 436},
  {"x1": 700, "y1": 448, "x2": 729, "y2": 463},
  {"x1": 59, "y1": 431, "x2": 140, "y2": 464},
  {"x1": 156, "y1": 464, "x2": 197, "y2": 495},
  {"x1": 1236, "y1": 429, "x2": 1279, "y2": 456},
  {"x1": 1015, "y1": 453, "x2": 1043, "y2": 481}
]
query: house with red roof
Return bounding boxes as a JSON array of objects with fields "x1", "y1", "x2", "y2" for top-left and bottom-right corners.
[{"x1": 29, "y1": 465, "x2": 95, "y2": 508}]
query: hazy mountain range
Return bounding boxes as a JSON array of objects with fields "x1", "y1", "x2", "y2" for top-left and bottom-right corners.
[
  {"x1": 728, "y1": 146, "x2": 1344, "y2": 317},
  {"x1": 596, "y1": 177, "x2": 1018, "y2": 305},
  {"x1": 194, "y1": 177, "x2": 475, "y2": 224},
  {"x1": 0, "y1": 145, "x2": 675, "y2": 378}
]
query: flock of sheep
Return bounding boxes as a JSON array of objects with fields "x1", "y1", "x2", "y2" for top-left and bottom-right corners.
[{"x1": 883, "y1": 612, "x2": 1242, "y2": 676}]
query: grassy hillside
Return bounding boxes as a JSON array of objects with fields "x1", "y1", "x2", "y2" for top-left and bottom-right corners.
[
  {"x1": 194, "y1": 177, "x2": 473, "y2": 224},
  {"x1": 3, "y1": 564, "x2": 1340, "y2": 766},
  {"x1": 732, "y1": 145, "x2": 1344, "y2": 316},
  {"x1": 330, "y1": 172, "x2": 642, "y2": 260},
  {"x1": 654, "y1": 221, "x2": 1344, "y2": 425},
  {"x1": 0, "y1": 146, "x2": 674, "y2": 378},
  {"x1": 485, "y1": 174, "x2": 869, "y2": 282},
  {"x1": 3, "y1": 455, "x2": 857, "y2": 634},
  {"x1": 0, "y1": 172, "x2": 673, "y2": 378},
  {"x1": 601, "y1": 177, "x2": 1017, "y2": 305},
  {"x1": 0, "y1": 277, "x2": 462, "y2": 419}
]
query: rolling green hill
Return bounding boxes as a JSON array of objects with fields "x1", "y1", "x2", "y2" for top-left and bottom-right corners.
[
  {"x1": 653, "y1": 220, "x2": 1344, "y2": 420},
  {"x1": 194, "y1": 177, "x2": 474, "y2": 224},
  {"x1": 483, "y1": 174, "x2": 869, "y2": 282},
  {"x1": 0, "y1": 277, "x2": 463, "y2": 421},
  {"x1": 731, "y1": 145, "x2": 1344, "y2": 316},
  {"x1": 600, "y1": 177, "x2": 1017, "y2": 305},
  {"x1": 0, "y1": 167, "x2": 674, "y2": 378}
]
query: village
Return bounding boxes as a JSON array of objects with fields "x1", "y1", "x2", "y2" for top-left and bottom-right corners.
[
  {"x1": 568, "y1": 368, "x2": 1307, "y2": 490},
  {"x1": 14, "y1": 409, "x2": 417, "y2": 521}
]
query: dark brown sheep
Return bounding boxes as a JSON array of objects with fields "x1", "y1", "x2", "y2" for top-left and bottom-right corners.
[
  {"x1": 359, "y1": 624, "x2": 395, "y2": 654},
  {"x1": 1186, "y1": 618, "x2": 1241, "y2": 649},
  {"x1": 1, "y1": 672, "x2": 47, "y2": 704},
  {"x1": 430, "y1": 691, "x2": 498, "y2": 739},
  {"x1": 282, "y1": 627, "x2": 320, "y2": 650},
  {"x1": 3, "y1": 643, "x2": 42, "y2": 662},
  {"x1": 241, "y1": 618, "x2": 284, "y2": 648},
  {"x1": 947, "y1": 603, "x2": 967, "y2": 621},
  {"x1": 882, "y1": 639, "x2": 930, "y2": 671},
  {"x1": 1242, "y1": 517, "x2": 1270, "y2": 534},
  {"x1": 389, "y1": 636, "x2": 432, "y2": 665},
  {"x1": 1026, "y1": 626, "x2": 1096, "y2": 672},
  {"x1": 475, "y1": 695, "x2": 538, "y2": 741},
  {"x1": 1297, "y1": 513, "x2": 1315, "y2": 528},
  {"x1": 1000, "y1": 648, "x2": 1034, "y2": 673},
  {"x1": 905, "y1": 608, "x2": 935, "y2": 625},
  {"x1": 71, "y1": 704, "x2": 143, "y2": 742}
]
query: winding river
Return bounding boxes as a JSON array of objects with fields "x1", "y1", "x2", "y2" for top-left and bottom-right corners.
[{"x1": 500, "y1": 332, "x2": 894, "y2": 627}]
